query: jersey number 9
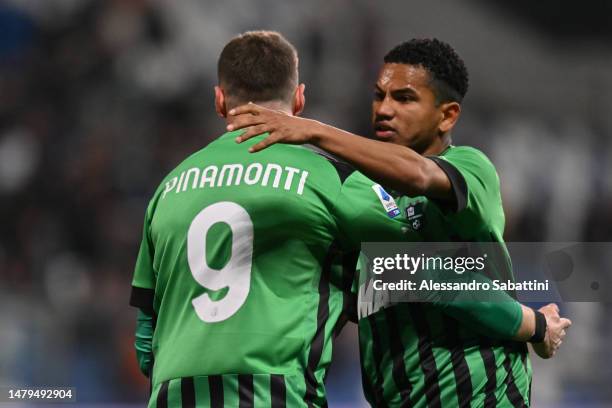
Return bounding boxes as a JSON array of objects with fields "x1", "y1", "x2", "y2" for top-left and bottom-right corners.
[{"x1": 187, "y1": 201, "x2": 254, "y2": 323}]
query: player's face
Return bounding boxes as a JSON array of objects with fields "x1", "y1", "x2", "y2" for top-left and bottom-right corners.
[{"x1": 372, "y1": 63, "x2": 443, "y2": 153}]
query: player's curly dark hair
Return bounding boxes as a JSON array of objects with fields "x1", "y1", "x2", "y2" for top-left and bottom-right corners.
[{"x1": 384, "y1": 38, "x2": 469, "y2": 104}]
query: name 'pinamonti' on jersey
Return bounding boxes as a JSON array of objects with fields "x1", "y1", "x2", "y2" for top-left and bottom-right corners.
[{"x1": 162, "y1": 162, "x2": 310, "y2": 198}]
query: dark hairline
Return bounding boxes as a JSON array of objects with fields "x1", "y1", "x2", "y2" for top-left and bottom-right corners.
[{"x1": 380, "y1": 61, "x2": 464, "y2": 105}]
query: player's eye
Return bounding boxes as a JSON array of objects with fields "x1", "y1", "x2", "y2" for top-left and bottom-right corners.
[
  {"x1": 394, "y1": 94, "x2": 413, "y2": 103},
  {"x1": 374, "y1": 91, "x2": 384, "y2": 101}
]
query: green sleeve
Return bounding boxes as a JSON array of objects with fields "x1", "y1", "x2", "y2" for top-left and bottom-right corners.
[
  {"x1": 432, "y1": 147, "x2": 505, "y2": 233},
  {"x1": 442, "y1": 300, "x2": 523, "y2": 339},
  {"x1": 131, "y1": 202, "x2": 157, "y2": 376},
  {"x1": 132, "y1": 201, "x2": 156, "y2": 290},
  {"x1": 330, "y1": 172, "x2": 406, "y2": 323},
  {"x1": 393, "y1": 260, "x2": 523, "y2": 339},
  {"x1": 331, "y1": 171, "x2": 406, "y2": 248},
  {"x1": 418, "y1": 266, "x2": 523, "y2": 339},
  {"x1": 130, "y1": 200, "x2": 157, "y2": 311},
  {"x1": 430, "y1": 147, "x2": 520, "y2": 338},
  {"x1": 135, "y1": 309, "x2": 154, "y2": 377}
]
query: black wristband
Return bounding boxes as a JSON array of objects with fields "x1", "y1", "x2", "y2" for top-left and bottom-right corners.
[{"x1": 529, "y1": 310, "x2": 547, "y2": 343}]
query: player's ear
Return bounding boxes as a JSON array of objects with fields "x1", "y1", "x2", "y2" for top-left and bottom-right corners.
[
  {"x1": 292, "y1": 83, "x2": 306, "y2": 116},
  {"x1": 215, "y1": 86, "x2": 227, "y2": 118},
  {"x1": 438, "y1": 101, "x2": 461, "y2": 134}
]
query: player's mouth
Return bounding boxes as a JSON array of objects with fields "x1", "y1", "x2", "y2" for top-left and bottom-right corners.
[{"x1": 374, "y1": 123, "x2": 396, "y2": 139}]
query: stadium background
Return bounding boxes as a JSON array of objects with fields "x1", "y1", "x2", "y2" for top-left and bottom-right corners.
[{"x1": 0, "y1": 0, "x2": 611, "y2": 406}]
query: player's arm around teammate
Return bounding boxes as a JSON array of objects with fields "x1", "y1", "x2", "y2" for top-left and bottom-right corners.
[{"x1": 228, "y1": 107, "x2": 571, "y2": 359}]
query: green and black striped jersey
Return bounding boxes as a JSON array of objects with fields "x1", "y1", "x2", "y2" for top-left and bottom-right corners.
[
  {"x1": 357, "y1": 146, "x2": 531, "y2": 407},
  {"x1": 130, "y1": 131, "x2": 405, "y2": 407}
]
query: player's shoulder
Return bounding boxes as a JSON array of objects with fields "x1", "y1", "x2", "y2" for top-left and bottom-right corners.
[
  {"x1": 302, "y1": 144, "x2": 356, "y2": 183},
  {"x1": 439, "y1": 145, "x2": 500, "y2": 185},
  {"x1": 147, "y1": 136, "x2": 221, "y2": 203},
  {"x1": 150, "y1": 132, "x2": 356, "y2": 200},
  {"x1": 441, "y1": 145, "x2": 489, "y2": 161},
  {"x1": 442, "y1": 145, "x2": 495, "y2": 169}
]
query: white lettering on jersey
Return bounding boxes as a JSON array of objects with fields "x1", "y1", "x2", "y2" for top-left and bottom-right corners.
[
  {"x1": 357, "y1": 279, "x2": 391, "y2": 319},
  {"x1": 200, "y1": 165, "x2": 218, "y2": 188},
  {"x1": 262, "y1": 163, "x2": 282, "y2": 188},
  {"x1": 164, "y1": 162, "x2": 310, "y2": 199},
  {"x1": 244, "y1": 163, "x2": 263, "y2": 185}
]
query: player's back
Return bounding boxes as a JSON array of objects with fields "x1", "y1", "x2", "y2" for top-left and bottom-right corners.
[{"x1": 133, "y1": 131, "x2": 352, "y2": 407}]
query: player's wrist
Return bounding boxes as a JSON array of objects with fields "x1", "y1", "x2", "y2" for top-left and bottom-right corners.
[
  {"x1": 529, "y1": 310, "x2": 547, "y2": 343},
  {"x1": 309, "y1": 120, "x2": 331, "y2": 146}
]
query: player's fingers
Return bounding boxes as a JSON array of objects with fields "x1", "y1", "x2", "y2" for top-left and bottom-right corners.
[
  {"x1": 228, "y1": 114, "x2": 267, "y2": 133},
  {"x1": 235, "y1": 124, "x2": 271, "y2": 144},
  {"x1": 560, "y1": 318, "x2": 572, "y2": 329},
  {"x1": 547, "y1": 303, "x2": 560, "y2": 314},
  {"x1": 229, "y1": 102, "x2": 261, "y2": 116},
  {"x1": 248, "y1": 134, "x2": 280, "y2": 153}
]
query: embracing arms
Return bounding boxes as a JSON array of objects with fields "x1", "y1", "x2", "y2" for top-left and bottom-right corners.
[{"x1": 228, "y1": 104, "x2": 454, "y2": 201}]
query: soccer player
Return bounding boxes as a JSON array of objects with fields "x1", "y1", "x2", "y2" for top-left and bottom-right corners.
[
  {"x1": 129, "y1": 30, "x2": 413, "y2": 408},
  {"x1": 229, "y1": 38, "x2": 572, "y2": 406}
]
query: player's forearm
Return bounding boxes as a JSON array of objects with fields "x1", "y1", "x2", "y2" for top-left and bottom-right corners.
[
  {"x1": 442, "y1": 300, "x2": 524, "y2": 339},
  {"x1": 135, "y1": 308, "x2": 154, "y2": 377},
  {"x1": 443, "y1": 301, "x2": 535, "y2": 341},
  {"x1": 310, "y1": 122, "x2": 430, "y2": 195}
]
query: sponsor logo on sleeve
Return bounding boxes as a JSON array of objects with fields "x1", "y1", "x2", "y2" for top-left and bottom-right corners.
[{"x1": 372, "y1": 184, "x2": 401, "y2": 218}]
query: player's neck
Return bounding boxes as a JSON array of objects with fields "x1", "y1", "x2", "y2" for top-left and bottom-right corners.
[
  {"x1": 225, "y1": 101, "x2": 293, "y2": 126},
  {"x1": 421, "y1": 133, "x2": 452, "y2": 156}
]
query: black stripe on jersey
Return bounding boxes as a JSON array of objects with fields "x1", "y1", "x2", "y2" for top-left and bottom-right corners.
[
  {"x1": 329, "y1": 160, "x2": 355, "y2": 184},
  {"x1": 329, "y1": 250, "x2": 357, "y2": 338},
  {"x1": 443, "y1": 317, "x2": 473, "y2": 407},
  {"x1": 341, "y1": 251, "x2": 359, "y2": 291},
  {"x1": 519, "y1": 343, "x2": 529, "y2": 375},
  {"x1": 208, "y1": 375, "x2": 224, "y2": 408},
  {"x1": 367, "y1": 317, "x2": 389, "y2": 408},
  {"x1": 384, "y1": 308, "x2": 413, "y2": 407},
  {"x1": 270, "y1": 374, "x2": 286, "y2": 408},
  {"x1": 409, "y1": 305, "x2": 442, "y2": 408},
  {"x1": 238, "y1": 375, "x2": 254, "y2": 408},
  {"x1": 181, "y1": 377, "x2": 196, "y2": 408},
  {"x1": 332, "y1": 312, "x2": 350, "y2": 342},
  {"x1": 130, "y1": 286, "x2": 155, "y2": 312},
  {"x1": 306, "y1": 145, "x2": 356, "y2": 184},
  {"x1": 156, "y1": 380, "x2": 169, "y2": 408},
  {"x1": 502, "y1": 346, "x2": 528, "y2": 408},
  {"x1": 428, "y1": 156, "x2": 467, "y2": 213},
  {"x1": 332, "y1": 250, "x2": 360, "y2": 338},
  {"x1": 340, "y1": 250, "x2": 360, "y2": 324},
  {"x1": 303, "y1": 244, "x2": 333, "y2": 407},
  {"x1": 479, "y1": 339, "x2": 498, "y2": 408}
]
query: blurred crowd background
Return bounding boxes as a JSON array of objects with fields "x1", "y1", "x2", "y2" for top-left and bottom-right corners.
[{"x1": 0, "y1": 0, "x2": 611, "y2": 406}]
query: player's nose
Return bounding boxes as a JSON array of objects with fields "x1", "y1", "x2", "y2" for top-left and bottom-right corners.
[{"x1": 374, "y1": 97, "x2": 394, "y2": 118}]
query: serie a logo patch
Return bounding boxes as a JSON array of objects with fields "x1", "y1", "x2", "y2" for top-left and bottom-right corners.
[
  {"x1": 406, "y1": 201, "x2": 425, "y2": 230},
  {"x1": 371, "y1": 184, "x2": 401, "y2": 218}
]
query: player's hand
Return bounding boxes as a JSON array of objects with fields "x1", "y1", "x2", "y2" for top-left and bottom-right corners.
[
  {"x1": 531, "y1": 303, "x2": 572, "y2": 359},
  {"x1": 228, "y1": 103, "x2": 319, "y2": 152}
]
